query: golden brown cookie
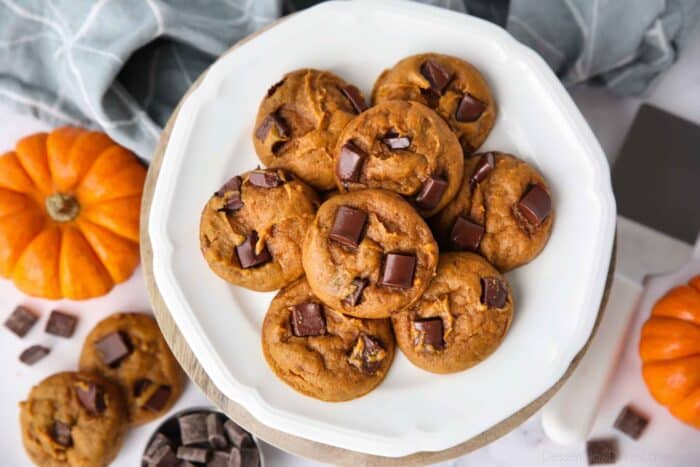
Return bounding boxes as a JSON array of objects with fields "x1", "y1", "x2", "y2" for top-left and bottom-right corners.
[
  {"x1": 200, "y1": 168, "x2": 319, "y2": 291},
  {"x1": 334, "y1": 100, "x2": 463, "y2": 217},
  {"x1": 262, "y1": 278, "x2": 395, "y2": 401},
  {"x1": 392, "y1": 252, "x2": 514, "y2": 374},
  {"x1": 373, "y1": 53, "x2": 496, "y2": 154},
  {"x1": 431, "y1": 152, "x2": 554, "y2": 271},
  {"x1": 253, "y1": 69, "x2": 368, "y2": 191},
  {"x1": 79, "y1": 313, "x2": 184, "y2": 426},
  {"x1": 20, "y1": 371, "x2": 128, "y2": 467},
  {"x1": 303, "y1": 189, "x2": 438, "y2": 319}
]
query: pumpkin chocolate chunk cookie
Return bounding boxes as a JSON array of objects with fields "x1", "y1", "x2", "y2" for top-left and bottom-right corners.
[
  {"x1": 262, "y1": 278, "x2": 395, "y2": 401},
  {"x1": 79, "y1": 313, "x2": 184, "y2": 425},
  {"x1": 392, "y1": 252, "x2": 514, "y2": 374},
  {"x1": 373, "y1": 53, "x2": 496, "y2": 154},
  {"x1": 200, "y1": 168, "x2": 319, "y2": 291},
  {"x1": 334, "y1": 100, "x2": 463, "y2": 217},
  {"x1": 303, "y1": 189, "x2": 438, "y2": 319},
  {"x1": 431, "y1": 152, "x2": 554, "y2": 271},
  {"x1": 253, "y1": 69, "x2": 368, "y2": 191},
  {"x1": 20, "y1": 371, "x2": 128, "y2": 467}
]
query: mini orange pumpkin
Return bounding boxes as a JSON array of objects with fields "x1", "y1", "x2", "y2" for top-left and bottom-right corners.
[
  {"x1": 0, "y1": 128, "x2": 146, "y2": 300},
  {"x1": 639, "y1": 274, "x2": 700, "y2": 429}
]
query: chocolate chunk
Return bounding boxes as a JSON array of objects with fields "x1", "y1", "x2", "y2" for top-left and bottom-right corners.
[
  {"x1": 76, "y1": 382, "x2": 105, "y2": 415},
  {"x1": 229, "y1": 448, "x2": 242, "y2": 467},
  {"x1": 220, "y1": 195, "x2": 244, "y2": 213},
  {"x1": 45, "y1": 310, "x2": 77, "y2": 338},
  {"x1": 248, "y1": 170, "x2": 282, "y2": 188},
  {"x1": 470, "y1": 152, "x2": 495, "y2": 187},
  {"x1": 144, "y1": 433, "x2": 172, "y2": 463},
  {"x1": 291, "y1": 302, "x2": 326, "y2": 337},
  {"x1": 420, "y1": 87, "x2": 441, "y2": 108},
  {"x1": 207, "y1": 451, "x2": 230, "y2": 467},
  {"x1": 340, "y1": 85, "x2": 367, "y2": 113},
  {"x1": 414, "y1": 318, "x2": 444, "y2": 350},
  {"x1": 614, "y1": 405, "x2": 649, "y2": 440},
  {"x1": 144, "y1": 385, "x2": 171, "y2": 412},
  {"x1": 266, "y1": 78, "x2": 285, "y2": 97},
  {"x1": 52, "y1": 421, "x2": 72, "y2": 447},
  {"x1": 255, "y1": 111, "x2": 288, "y2": 141},
  {"x1": 147, "y1": 444, "x2": 178, "y2": 467},
  {"x1": 177, "y1": 446, "x2": 210, "y2": 463},
  {"x1": 379, "y1": 253, "x2": 416, "y2": 289},
  {"x1": 271, "y1": 140, "x2": 286, "y2": 155},
  {"x1": 336, "y1": 142, "x2": 365, "y2": 182},
  {"x1": 455, "y1": 93, "x2": 486, "y2": 122},
  {"x1": 94, "y1": 331, "x2": 131, "y2": 367},
  {"x1": 329, "y1": 205, "x2": 367, "y2": 248},
  {"x1": 359, "y1": 334, "x2": 386, "y2": 375},
  {"x1": 586, "y1": 438, "x2": 618, "y2": 465},
  {"x1": 235, "y1": 231, "x2": 272, "y2": 269},
  {"x1": 4, "y1": 305, "x2": 38, "y2": 337},
  {"x1": 382, "y1": 131, "x2": 411, "y2": 150},
  {"x1": 420, "y1": 59, "x2": 452, "y2": 94},
  {"x1": 517, "y1": 185, "x2": 552, "y2": 227},
  {"x1": 215, "y1": 176, "x2": 242, "y2": 198},
  {"x1": 224, "y1": 419, "x2": 251, "y2": 448},
  {"x1": 19, "y1": 345, "x2": 50, "y2": 365},
  {"x1": 415, "y1": 177, "x2": 448, "y2": 211},
  {"x1": 481, "y1": 277, "x2": 507, "y2": 308},
  {"x1": 342, "y1": 278, "x2": 368, "y2": 307},
  {"x1": 207, "y1": 412, "x2": 228, "y2": 449},
  {"x1": 240, "y1": 447, "x2": 260, "y2": 467},
  {"x1": 450, "y1": 217, "x2": 485, "y2": 251},
  {"x1": 133, "y1": 378, "x2": 152, "y2": 397},
  {"x1": 180, "y1": 413, "x2": 209, "y2": 445}
]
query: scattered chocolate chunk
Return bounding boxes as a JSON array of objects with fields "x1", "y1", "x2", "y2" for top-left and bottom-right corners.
[
  {"x1": 19, "y1": 345, "x2": 50, "y2": 365},
  {"x1": 248, "y1": 170, "x2": 282, "y2": 188},
  {"x1": 266, "y1": 78, "x2": 286, "y2": 97},
  {"x1": 414, "y1": 318, "x2": 444, "y2": 350},
  {"x1": 224, "y1": 419, "x2": 252, "y2": 448},
  {"x1": 177, "y1": 446, "x2": 210, "y2": 463},
  {"x1": 455, "y1": 93, "x2": 486, "y2": 122},
  {"x1": 450, "y1": 217, "x2": 485, "y2": 251},
  {"x1": 52, "y1": 421, "x2": 72, "y2": 447},
  {"x1": 4, "y1": 305, "x2": 38, "y2": 337},
  {"x1": 133, "y1": 378, "x2": 152, "y2": 397},
  {"x1": 420, "y1": 87, "x2": 441, "y2": 108},
  {"x1": 255, "y1": 111, "x2": 288, "y2": 141},
  {"x1": 144, "y1": 385, "x2": 171, "y2": 412},
  {"x1": 329, "y1": 205, "x2": 367, "y2": 248},
  {"x1": 470, "y1": 152, "x2": 495, "y2": 187},
  {"x1": 517, "y1": 185, "x2": 552, "y2": 227},
  {"x1": 336, "y1": 141, "x2": 365, "y2": 182},
  {"x1": 94, "y1": 331, "x2": 131, "y2": 367},
  {"x1": 420, "y1": 59, "x2": 452, "y2": 94},
  {"x1": 144, "y1": 433, "x2": 172, "y2": 463},
  {"x1": 180, "y1": 413, "x2": 209, "y2": 445},
  {"x1": 382, "y1": 131, "x2": 411, "y2": 150},
  {"x1": 614, "y1": 405, "x2": 649, "y2": 440},
  {"x1": 76, "y1": 382, "x2": 105, "y2": 415},
  {"x1": 207, "y1": 412, "x2": 228, "y2": 449},
  {"x1": 291, "y1": 302, "x2": 326, "y2": 337},
  {"x1": 415, "y1": 176, "x2": 448, "y2": 211},
  {"x1": 481, "y1": 277, "x2": 507, "y2": 308},
  {"x1": 235, "y1": 231, "x2": 272, "y2": 269},
  {"x1": 215, "y1": 176, "x2": 242, "y2": 198},
  {"x1": 342, "y1": 278, "x2": 368, "y2": 307},
  {"x1": 207, "y1": 451, "x2": 230, "y2": 467},
  {"x1": 340, "y1": 85, "x2": 367, "y2": 113},
  {"x1": 240, "y1": 447, "x2": 260, "y2": 467},
  {"x1": 45, "y1": 310, "x2": 77, "y2": 338},
  {"x1": 586, "y1": 438, "x2": 618, "y2": 465},
  {"x1": 379, "y1": 253, "x2": 416, "y2": 289}
]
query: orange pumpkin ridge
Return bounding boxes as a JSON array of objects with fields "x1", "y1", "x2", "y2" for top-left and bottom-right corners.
[{"x1": 0, "y1": 127, "x2": 145, "y2": 300}]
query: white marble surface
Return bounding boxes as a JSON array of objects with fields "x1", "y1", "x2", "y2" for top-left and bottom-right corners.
[{"x1": 1, "y1": 18, "x2": 700, "y2": 467}]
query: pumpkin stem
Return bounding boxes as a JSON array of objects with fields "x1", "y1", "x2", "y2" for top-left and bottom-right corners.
[{"x1": 45, "y1": 193, "x2": 80, "y2": 222}]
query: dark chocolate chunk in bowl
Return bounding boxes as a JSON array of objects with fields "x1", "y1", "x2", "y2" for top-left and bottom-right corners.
[{"x1": 4, "y1": 305, "x2": 39, "y2": 337}]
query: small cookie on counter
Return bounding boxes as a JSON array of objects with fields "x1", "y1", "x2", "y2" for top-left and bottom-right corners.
[
  {"x1": 303, "y1": 189, "x2": 438, "y2": 319},
  {"x1": 334, "y1": 100, "x2": 463, "y2": 217},
  {"x1": 392, "y1": 252, "x2": 513, "y2": 373},
  {"x1": 79, "y1": 313, "x2": 184, "y2": 425},
  {"x1": 20, "y1": 371, "x2": 128, "y2": 467},
  {"x1": 262, "y1": 278, "x2": 395, "y2": 401},
  {"x1": 200, "y1": 168, "x2": 319, "y2": 291},
  {"x1": 431, "y1": 152, "x2": 554, "y2": 271},
  {"x1": 373, "y1": 53, "x2": 496, "y2": 154},
  {"x1": 253, "y1": 68, "x2": 368, "y2": 191}
]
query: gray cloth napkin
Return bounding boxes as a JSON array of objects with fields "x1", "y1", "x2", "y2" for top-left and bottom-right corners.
[{"x1": 0, "y1": 0, "x2": 697, "y2": 159}]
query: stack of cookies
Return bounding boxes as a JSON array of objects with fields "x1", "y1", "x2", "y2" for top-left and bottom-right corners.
[{"x1": 200, "y1": 53, "x2": 554, "y2": 402}]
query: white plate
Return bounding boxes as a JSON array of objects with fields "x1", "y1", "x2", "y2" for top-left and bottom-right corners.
[{"x1": 149, "y1": 0, "x2": 616, "y2": 457}]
